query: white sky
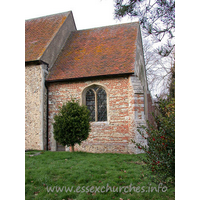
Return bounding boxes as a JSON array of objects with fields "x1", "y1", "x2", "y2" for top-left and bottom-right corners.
[{"x1": 25, "y1": 0, "x2": 137, "y2": 30}]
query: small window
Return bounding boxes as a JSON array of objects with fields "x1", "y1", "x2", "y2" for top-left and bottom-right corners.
[{"x1": 85, "y1": 86, "x2": 107, "y2": 122}]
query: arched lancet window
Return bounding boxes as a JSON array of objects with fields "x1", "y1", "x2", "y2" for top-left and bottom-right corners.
[{"x1": 85, "y1": 85, "x2": 107, "y2": 122}]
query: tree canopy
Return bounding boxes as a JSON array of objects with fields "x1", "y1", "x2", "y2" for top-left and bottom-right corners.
[
  {"x1": 114, "y1": 0, "x2": 175, "y2": 57},
  {"x1": 53, "y1": 99, "x2": 91, "y2": 152}
]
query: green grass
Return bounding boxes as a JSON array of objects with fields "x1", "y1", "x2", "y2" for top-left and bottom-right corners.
[{"x1": 25, "y1": 151, "x2": 175, "y2": 200}]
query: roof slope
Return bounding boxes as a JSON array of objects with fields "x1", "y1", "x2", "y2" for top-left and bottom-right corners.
[
  {"x1": 25, "y1": 12, "x2": 70, "y2": 62},
  {"x1": 46, "y1": 22, "x2": 139, "y2": 81}
]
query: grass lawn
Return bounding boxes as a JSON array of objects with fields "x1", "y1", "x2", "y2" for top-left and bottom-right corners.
[{"x1": 25, "y1": 151, "x2": 175, "y2": 200}]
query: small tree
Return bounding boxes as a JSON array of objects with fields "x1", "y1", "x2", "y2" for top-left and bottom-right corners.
[
  {"x1": 133, "y1": 97, "x2": 175, "y2": 187},
  {"x1": 53, "y1": 99, "x2": 91, "y2": 152}
]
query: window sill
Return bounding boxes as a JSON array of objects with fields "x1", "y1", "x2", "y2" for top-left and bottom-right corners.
[{"x1": 90, "y1": 121, "x2": 109, "y2": 126}]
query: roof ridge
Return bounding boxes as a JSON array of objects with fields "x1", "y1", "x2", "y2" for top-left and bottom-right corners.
[
  {"x1": 25, "y1": 11, "x2": 71, "y2": 21},
  {"x1": 76, "y1": 21, "x2": 139, "y2": 32}
]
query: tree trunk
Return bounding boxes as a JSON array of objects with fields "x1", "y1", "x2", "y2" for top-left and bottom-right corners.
[{"x1": 71, "y1": 145, "x2": 74, "y2": 152}]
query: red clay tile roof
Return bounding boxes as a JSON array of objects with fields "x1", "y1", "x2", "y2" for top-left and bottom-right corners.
[
  {"x1": 25, "y1": 12, "x2": 70, "y2": 62},
  {"x1": 46, "y1": 22, "x2": 139, "y2": 81}
]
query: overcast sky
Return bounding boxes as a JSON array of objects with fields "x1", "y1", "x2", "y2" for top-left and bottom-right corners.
[{"x1": 25, "y1": 0, "x2": 137, "y2": 30}]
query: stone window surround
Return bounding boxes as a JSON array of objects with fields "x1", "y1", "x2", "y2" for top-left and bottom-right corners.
[{"x1": 81, "y1": 83, "x2": 110, "y2": 124}]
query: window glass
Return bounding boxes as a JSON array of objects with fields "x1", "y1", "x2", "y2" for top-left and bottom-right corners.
[
  {"x1": 97, "y1": 88, "x2": 107, "y2": 121},
  {"x1": 86, "y1": 89, "x2": 95, "y2": 121},
  {"x1": 85, "y1": 86, "x2": 107, "y2": 122}
]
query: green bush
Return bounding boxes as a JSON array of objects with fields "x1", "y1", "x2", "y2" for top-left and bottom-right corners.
[
  {"x1": 53, "y1": 99, "x2": 91, "y2": 152},
  {"x1": 134, "y1": 97, "x2": 175, "y2": 187}
]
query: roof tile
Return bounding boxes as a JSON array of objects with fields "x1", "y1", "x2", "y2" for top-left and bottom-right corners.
[
  {"x1": 47, "y1": 22, "x2": 138, "y2": 81},
  {"x1": 25, "y1": 12, "x2": 70, "y2": 62}
]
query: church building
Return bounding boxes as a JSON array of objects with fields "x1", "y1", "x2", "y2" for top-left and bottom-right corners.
[{"x1": 25, "y1": 11, "x2": 153, "y2": 154}]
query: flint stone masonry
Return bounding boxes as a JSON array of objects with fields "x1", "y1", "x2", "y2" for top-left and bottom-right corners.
[
  {"x1": 47, "y1": 75, "x2": 147, "y2": 154},
  {"x1": 25, "y1": 63, "x2": 48, "y2": 150},
  {"x1": 25, "y1": 64, "x2": 44, "y2": 150}
]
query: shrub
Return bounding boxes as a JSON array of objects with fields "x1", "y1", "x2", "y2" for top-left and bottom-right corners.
[
  {"x1": 53, "y1": 99, "x2": 91, "y2": 152},
  {"x1": 133, "y1": 97, "x2": 175, "y2": 187}
]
